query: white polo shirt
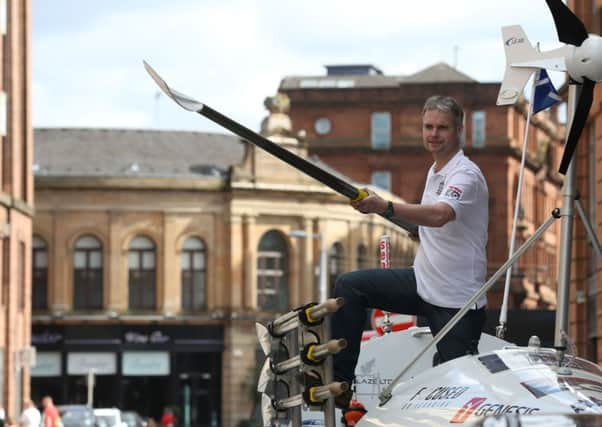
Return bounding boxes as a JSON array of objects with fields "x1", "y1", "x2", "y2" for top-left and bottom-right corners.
[{"x1": 413, "y1": 150, "x2": 489, "y2": 309}]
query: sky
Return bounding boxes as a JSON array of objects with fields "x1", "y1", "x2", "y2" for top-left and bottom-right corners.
[{"x1": 32, "y1": 1, "x2": 568, "y2": 134}]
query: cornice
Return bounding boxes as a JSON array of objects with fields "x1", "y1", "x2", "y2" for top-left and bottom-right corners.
[{"x1": 35, "y1": 175, "x2": 226, "y2": 191}]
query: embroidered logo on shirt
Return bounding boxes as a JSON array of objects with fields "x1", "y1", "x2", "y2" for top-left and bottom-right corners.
[{"x1": 444, "y1": 185, "x2": 463, "y2": 200}]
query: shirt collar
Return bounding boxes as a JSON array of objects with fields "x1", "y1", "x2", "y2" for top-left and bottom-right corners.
[{"x1": 430, "y1": 149, "x2": 464, "y2": 177}]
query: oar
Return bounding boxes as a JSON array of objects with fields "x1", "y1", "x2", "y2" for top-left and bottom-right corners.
[{"x1": 143, "y1": 61, "x2": 418, "y2": 237}]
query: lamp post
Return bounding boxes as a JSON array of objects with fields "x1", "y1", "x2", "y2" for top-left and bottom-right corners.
[{"x1": 289, "y1": 230, "x2": 328, "y2": 302}]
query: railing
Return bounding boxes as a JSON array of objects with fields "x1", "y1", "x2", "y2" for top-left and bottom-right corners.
[{"x1": 256, "y1": 298, "x2": 347, "y2": 426}]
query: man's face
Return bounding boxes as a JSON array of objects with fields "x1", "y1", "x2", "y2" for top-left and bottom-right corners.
[{"x1": 422, "y1": 109, "x2": 462, "y2": 158}]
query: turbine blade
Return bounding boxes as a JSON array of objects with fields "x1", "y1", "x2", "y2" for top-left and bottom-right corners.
[
  {"x1": 559, "y1": 78, "x2": 595, "y2": 174},
  {"x1": 546, "y1": 0, "x2": 589, "y2": 46}
]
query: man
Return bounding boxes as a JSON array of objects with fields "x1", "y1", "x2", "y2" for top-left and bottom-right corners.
[
  {"x1": 332, "y1": 95, "x2": 489, "y2": 409},
  {"x1": 19, "y1": 400, "x2": 41, "y2": 427},
  {"x1": 41, "y1": 396, "x2": 60, "y2": 427}
]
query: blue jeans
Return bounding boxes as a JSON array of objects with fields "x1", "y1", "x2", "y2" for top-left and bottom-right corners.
[{"x1": 331, "y1": 267, "x2": 486, "y2": 384}]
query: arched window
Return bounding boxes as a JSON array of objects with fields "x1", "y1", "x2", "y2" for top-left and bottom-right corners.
[
  {"x1": 357, "y1": 244, "x2": 370, "y2": 269},
  {"x1": 181, "y1": 237, "x2": 206, "y2": 311},
  {"x1": 32, "y1": 235, "x2": 48, "y2": 310},
  {"x1": 376, "y1": 243, "x2": 384, "y2": 267},
  {"x1": 73, "y1": 235, "x2": 103, "y2": 310},
  {"x1": 257, "y1": 230, "x2": 288, "y2": 312},
  {"x1": 128, "y1": 236, "x2": 156, "y2": 310},
  {"x1": 329, "y1": 242, "x2": 345, "y2": 296}
]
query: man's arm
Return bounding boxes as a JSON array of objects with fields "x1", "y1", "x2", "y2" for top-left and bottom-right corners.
[
  {"x1": 350, "y1": 189, "x2": 455, "y2": 227},
  {"x1": 389, "y1": 201, "x2": 454, "y2": 227}
]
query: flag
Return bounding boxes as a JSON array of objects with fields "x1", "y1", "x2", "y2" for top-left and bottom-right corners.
[{"x1": 532, "y1": 69, "x2": 561, "y2": 114}]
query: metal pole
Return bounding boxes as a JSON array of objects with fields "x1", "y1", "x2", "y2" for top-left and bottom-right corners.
[
  {"x1": 290, "y1": 328, "x2": 302, "y2": 427},
  {"x1": 319, "y1": 236, "x2": 328, "y2": 302},
  {"x1": 86, "y1": 370, "x2": 95, "y2": 407},
  {"x1": 498, "y1": 71, "x2": 537, "y2": 339},
  {"x1": 322, "y1": 317, "x2": 336, "y2": 427},
  {"x1": 574, "y1": 197, "x2": 602, "y2": 263},
  {"x1": 555, "y1": 84, "x2": 579, "y2": 350}
]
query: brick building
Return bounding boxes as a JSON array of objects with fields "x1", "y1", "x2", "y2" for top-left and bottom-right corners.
[
  {"x1": 279, "y1": 62, "x2": 567, "y2": 312},
  {"x1": 31, "y1": 100, "x2": 415, "y2": 426},
  {"x1": 0, "y1": 0, "x2": 34, "y2": 420},
  {"x1": 566, "y1": 0, "x2": 602, "y2": 362}
]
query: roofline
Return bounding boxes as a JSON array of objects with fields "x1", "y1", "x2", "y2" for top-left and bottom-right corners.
[
  {"x1": 35, "y1": 175, "x2": 227, "y2": 191},
  {"x1": 34, "y1": 126, "x2": 236, "y2": 138}
]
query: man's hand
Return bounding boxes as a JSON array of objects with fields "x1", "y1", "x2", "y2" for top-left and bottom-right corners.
[{"x1": 350, "y1": 188, "x2": 387, "y2": 215}]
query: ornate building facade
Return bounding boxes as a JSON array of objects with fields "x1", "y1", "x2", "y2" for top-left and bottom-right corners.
[{"x1": 31, "y1": 99, "x2": 415, "y2": 426}]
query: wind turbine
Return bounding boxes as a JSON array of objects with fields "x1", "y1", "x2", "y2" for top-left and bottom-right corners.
[{"x1": 497, "y1": 0, "x2": 602, "y2": 173}]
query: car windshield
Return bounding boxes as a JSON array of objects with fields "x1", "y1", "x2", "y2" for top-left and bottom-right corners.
[
  {"x1": 96, "y1": 415, "x2": 117, "y2": 426},
  {"x1": 60, "y1": 409, "x2": 95, "y2": 427},
  {"x1": 121, "y1": 413, "x2": 136, "y2": 426}
]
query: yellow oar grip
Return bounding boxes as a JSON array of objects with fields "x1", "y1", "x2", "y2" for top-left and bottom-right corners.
[
  {"x1": 351, "y1": 188, "x2": 368, "y2": 203},
  {"x1": 306, "y1": 344, "x2": 317, "y2": 362},
  {"x1": 304, "y1": 307, "x2": 318, "y2": 324}
]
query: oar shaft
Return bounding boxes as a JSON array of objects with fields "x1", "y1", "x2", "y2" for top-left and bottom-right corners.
[
  {"x1": 199, "y1": 104, "x2": 359, "y2": 199},
  {"x1": 199, "y1": 105, "x2": 418, "y2": 236}
]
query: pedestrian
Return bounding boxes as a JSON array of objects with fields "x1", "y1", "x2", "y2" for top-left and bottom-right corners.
[
  {"x1": 19, "y1": 400, "x2": 41, "y2": 427},
  {"x1": 159, "y1": 408, "x2": 174, "y2": 427},
  {"x1": 332, "y1": 95, "x2": 489, "y2": 409},
  {"x1": 40, "y1": 396, "x2": 61, "y2": 427}
]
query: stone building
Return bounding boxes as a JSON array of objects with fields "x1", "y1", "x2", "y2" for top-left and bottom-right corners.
[
  {"x1": 31, "y1": 97, "x2": 416, "y2": 426},
  {"x1": 279, "y1": 62, "x2": 567, "y2": 312},
  {"x1": 0, "y1": 0, "x2": 34, "y2": 419}
]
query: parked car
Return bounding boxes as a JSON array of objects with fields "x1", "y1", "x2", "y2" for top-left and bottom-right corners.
[
  {"x1": 121, "y1": 411, "x2": 146, "y2": 427},
  {"x1": 58, "y1": 405, "x2": 99, "y2": 427},
  {"x1": 93, "y1": 408, "x2": 127, "y2": 427}
]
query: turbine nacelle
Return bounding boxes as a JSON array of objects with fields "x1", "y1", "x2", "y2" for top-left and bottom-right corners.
[{"x1": 567, "y1": 34, "x2": 602, "y2": 83}]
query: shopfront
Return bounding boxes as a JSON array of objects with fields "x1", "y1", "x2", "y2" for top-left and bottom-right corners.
[{"x1": 31, "y1": 324, "x2": 223, "y2": 426}]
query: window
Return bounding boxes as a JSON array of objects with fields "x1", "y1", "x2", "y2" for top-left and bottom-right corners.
[
  {"x1": 314, "y1": 117, "x2": 331, "y2": 135},
  {"x1": 371, "y1": 171, "x2": 391, "y2": 192},
  {"x1": 32, "y1": 236, "x2": 48, "y2": 310},
  {"x1": 357, "y1": 243, "x2": 374, "y2": 330},
  {"x1": 472, "y1": 111, "x2": 486, "y2": 148},
  {"x1": 257, "y1": 230, "x2": 289, "y2": 312},
  {"x1": 18, "y1": 241, "x2": 25, "y2": 311},
  {"x1": 128, "y1": 236, "x2": 156, "y2": 310},
  {"x1": 357, "y1": 244, "x2": 371, "y2": 269},
  {"x1": 73, "y1": 235, "x2": 103, "y2": 310},
  {"x1": 371, "y1": 112, "x2": 391, "y2": 150},
  {"x1": 0, "y1": 91, "x2": 5, "y2": 137},
  {"x1": 181, "y1": 237, "x2": 206, "y2": 311},
  {"x1": 0, "y1": 0, "x2": 5, "y2": 34},
  {"x1": 2, "y1": 238, "x2": 7, "y2": 305},
  {"x1": 328, "y1": 242, "x2": 345, "y2": 296}
]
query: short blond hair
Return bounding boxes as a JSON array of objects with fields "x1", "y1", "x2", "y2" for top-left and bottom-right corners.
[{"x1": 422, "y1": 95, "x2": 464, "y2": 128}]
